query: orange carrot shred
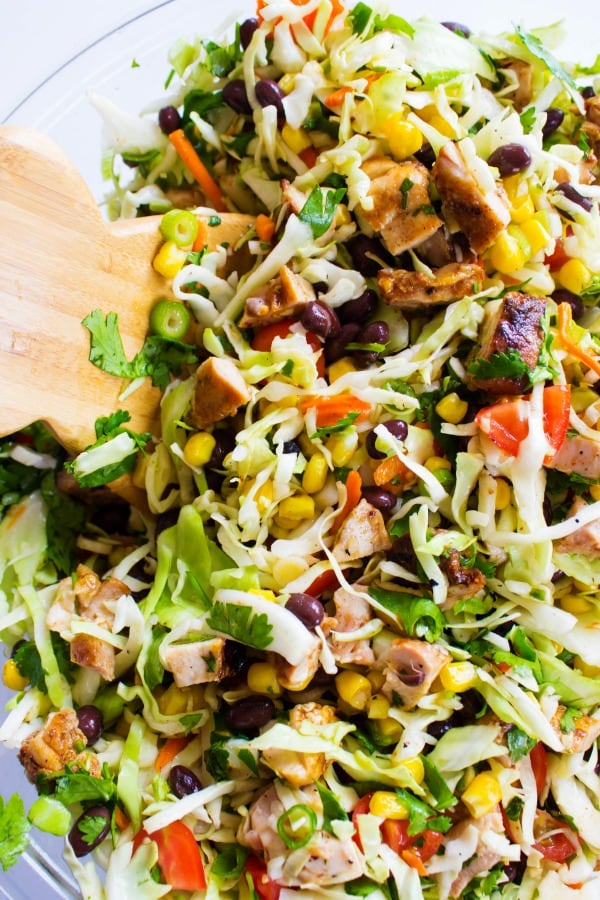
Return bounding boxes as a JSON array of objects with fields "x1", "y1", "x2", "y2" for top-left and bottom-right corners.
[
  {"x1": 557, "y1": 301, "x2": 600, "y2": 377},
  {"x1": 323, "y1": 86, "x2": 353, "y2": 108},
  {"x1": 192, "y1": 218, "x2": 209, "y2": 252},
  {"x1": 114, "y1": 805, "x2": 130, "y2": 831},
  {"x1": 255, "y1": 213, "x2": 276, "y2": 242},
  {"x1": 300, "y1": 394, "x2": 372, "y2": 428},
  {"x1": 154, "y1": 735, "x2": 190, "y2": 772},
  {"x1": 332, "y1": 469, "x2": 362, "y2": 533},
  {"x1": 401, "y1": 849, "x2": 428, "y2": 877},
  {"x1": 373, "y1": 455, "x2": 411, "y2": 488},
  {"x1": 168, "y1": 129, "x2": 227, "y2": 212}
]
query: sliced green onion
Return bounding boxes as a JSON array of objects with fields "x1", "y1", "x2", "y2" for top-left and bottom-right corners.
[
  {"x1": 150, "y1": 299, "x2": 191, "y2": 340},
  {"x1": 159, "y1": 209, "x2": 199, "y2": 247},
  {"x1": 276, "y1": 803, "x2": 318, "y2": 849},
  {"x1": 28, "y1": 796, "x2": 71, "y2": 836}
]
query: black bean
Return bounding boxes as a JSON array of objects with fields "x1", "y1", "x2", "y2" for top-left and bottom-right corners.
[
  {"x1": 361, "y1": 320, "x2": 389, "y2": 346},
  {"x1": 282, "y1": 439, "x2": 302, "y2": 454},
  {"x1": 582, "y1": 86, "x2": 596, "y2": 100},
  {"x1": 69, "y1": 805, "x2": 111, "y2": 857},
  {"x1": 156, "y1": 507, "x2": 180, "y2": 536},
  {"x1": 324, "y1": 322, "x2": 360, "y2": 365},
  {"x1": 168, "y1": 764, "x2": 202, "y2": 798},
  {"x1": 240, "y1": 17, "x2": 259, "y2": 50},
  {"x1": 226, "y1": 695, "x2": 275, "y2": 732},
  {"x1": 90, "y1": 502, "x2": 130, "y2": 534},
  {"x1": 209, "y1": 428, "x2": 236, "y2": 469},
  {"x1": 487, "y1": 142, "x2": 532, "y2": 176},
  {"x1": 338, "y1": 289, "x2": 379, "y2": 324},
  {"x1": 556, "y1": 181, "x2": 594, "y2": 212},
  {"x1": 285, "y1": 593, "x2": 325, "y2": 629},
  {"x1": 552, "y1": 288, "x2": 584, "y2": 320},
  {"x1": 426, "y1": 719, "x2": 452, "y2": 741},
  {"x1": 504, "y1": 853, "x2": 527, "y2": 885},
  {"x1": 223, "y1": 79, "x2": 252, "y2": 115},
  {"x1": 361, "y1": 486, "x2": 397, "y2": 511},
  {"x1": 255, "y1": 79, "x2": 285, "y2": 120},
  {"x1": 365, "y1": 419, "x2": 408, "y2": 459},
  {"x1": 542, "y1": 107, "x2": 565, "y2": 140},
  {"x1": 301, "y1": 300, "x2": 341, "y2": 338},
  {"x1": 347, "y1": 235, "x2": 390, "y2": 277},
  {"x1": 158, "y1": 105, "x2": 182, "y2": 135},
  {"x1": 441, "y1": 21, "x2": 471, "y2": 38},
  {"x1": 76, "y1": 705, "x2": 104, "y2": 746},
  {"x1": 224, "y1": 640, "x2": 249, "y2": 677},
  {"x1": 414, "y1": 142, "x2": 436, "y2": 169}
]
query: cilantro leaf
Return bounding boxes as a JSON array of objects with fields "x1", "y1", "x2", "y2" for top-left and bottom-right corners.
[
  {"x1": 506, "y1": 726, "x2": 535, "y2": 762},
  {"x1": 182, "y1": 88, "x2": 225, "y2": 124},
  {"x1": 44, "y1": 765, "x2": 117, "y2": 807},
  {"x1": 237, "y1": 748, "x2": 259, "y2": 775},
  {"x1": 422, "y1": 757, "x2": 456, "y2": 810},
  {"x1": 369, "y1": 586, "x2": 446, "y2": 642},
  {"x1": 298, "y1": 185, "x2": 347, "y2": 238},
  {"x1": 13, "y1": 634, "x2": 74, "y2": 693},
  {"x1": 316, "y1": 783, "x2": 348, "y2": 834},
  {"x1": 395, "y1": 789, "x2": 452, "y2": 836},
  {"x1": 64, "y1": 410, "x2": 151, "y2": 489},
  {"x1": 559, "y1": 706, "x2": 580, "y2": 733},
  {"x1": 41, "y1": 471, "x2": 86, "y2": 576},
  {"x1": 467, "y1": 349, "x2": 532, "y2": 383},
  {"x1": 311, "y1": 412, "x2": 360, "y2": 440},
  {"x1": 0, "y1": 794, "x2": 31, "y2": 871},
  {"x1": 207, "y1": 601, "x2": 273, "y2": 650},
  {"x1": 515, "y1": 26, "x2": 579, "y2": 102},
  {"x1": 78, "y1": 814, "x2": 109, "y2": 848},
  {"x1": 205, "y1": 734, "x2": 230, "y2": 781}
]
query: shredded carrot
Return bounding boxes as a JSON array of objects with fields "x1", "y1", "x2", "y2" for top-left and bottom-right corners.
[
  {"x1": 192, "y1": 218, "x2": 209, "y2": 252},
  {"x1": 323, "y1": 86, "x2": 353, "y2": 108},
  {"x1": 255, "y1": 213, "x2": 276, "y2": 242},
  {"x1": 557, "y1": 301, "x2": 600, "y2": 377},
  {"x1": 168, "y1": 129, "x2": 227, "y2": 212},
  {"x1": 332, "y1": 469, "x2": 362, "y2": 533},
  {"x1": 401, "y1": 849, "x2": 428, "y2": 877},
  {"x1": 257, "y1": 0, "x2": 344, "y2": 36},
  {"x1": 300, "y1": 394, "x2": 372, "y2": 428},
  {"x1": 114, "y1": 806, "x2": 130, "y2": 831},
  {"x1": 154, "y1": 735, "x2": 190, "y2": 772},
  {"x1": 373, "y1": 455, "x2": 412, "y2": 489}
]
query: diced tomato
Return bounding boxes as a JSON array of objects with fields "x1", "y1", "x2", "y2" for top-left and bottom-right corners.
[
  {"x1": 133, "y1": 822, "x2": 206, "y2": 891},
  {"x1": 544, "y1": 237, "x2": 570, "y2": 271},
  {"x1": 250, "y1": 320, "x2": 325, "y2": 377},
  {"x1": 529, "y1": 742, "x2": 548, "y2": 798},
  {"x1": 475, "y1": 386, "x2": 570, "y2": 459},
  {"x1": 305, "y1": 567, "x2": 341, "y2": 597},
  {"x1": 533, "y1": 812, "x2": 578, "y2": 862},
  {"x1": 243, "y1": 855, "x2": 281, "y2": 900},
  {"x1": 381, "y1": 819, "x2": 443, "y2": 863},
  {"x1": 299, "y1": 146, "x2": 318, "y2": 168}
]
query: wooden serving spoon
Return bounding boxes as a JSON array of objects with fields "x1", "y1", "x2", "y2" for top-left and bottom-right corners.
[{"x1": 0, "y1": 125, "x2": 253, "y2": 500}]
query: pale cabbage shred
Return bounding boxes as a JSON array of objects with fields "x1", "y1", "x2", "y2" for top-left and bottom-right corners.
[{"x1": 2, "y1": 0, "x2": 600, "y2": 898}]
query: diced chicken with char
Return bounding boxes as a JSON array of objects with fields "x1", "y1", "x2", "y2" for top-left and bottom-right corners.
[
  {"x1": 432, "y1": 140, "x2": 510, "y2": 253},
  {"x1": 434, "y1": 807, "x2": 506, "y2": 899},
  {"x1": 46, "y1": 564, "x2": 129, "y2": 681},
  {"x1": 465, "y1": 292, "x2": 547, "y2": 395},
  {"x1": 360, "y1": 157, "x2": 443, "y2": 256},
  {"x1": 188, "y1": 356, "x2": 251, "y2": 430},
  {"x1": 547, "y1": 436, "x2": 600, "y2": 481},
  {"x1": 380, "y1": 638, "x2": 451, "y2": 710},
  {"x1": 276, "y1": 636, "x2": 321, "y2": 691},
  {"x1": 581, "y1": 96, "x2": 600, "y2": 168},
  {"x1": 262, "y1": 702, "x2": 337, "y2": 787},
  {"x1": 498, "y1": 58, "x2": 533, "y2": 111},
  {"x1": 377, "y1": 259, "x2": 484, "y2": 310},
  {"x1": 162, "y1": 637, "x2": 227, "y2": 687},
  {"x1": 440, "y1": 549, "x2": 486, "y2": 608},
  {"x1": 238, "y1": 783, "x2": 363, "y2": 887},
  {"x1": 332, "y1": 498, "x2": 392, "y2": 563},
  {"x1": 238, "y1": 265, "x2": 315, "y2": 328},
  {"x1": 554, "y1": 497, "x2": 600, "y2": 559},
  {"x1": 325, "y1": 587, "x2": 375, "y2": 666},
  {"x1": 551, "y1": 705, "x2": 600, "y2": 753},
  {"x1": 19, "y1": 708, "x2": 100, "y2": 783}
]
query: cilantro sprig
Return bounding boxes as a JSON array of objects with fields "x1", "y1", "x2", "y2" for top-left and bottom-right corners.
[
  {"x1": 206, "y1": 600, "x2": 273, "y2": 650},
  {"x1": 0, "y1": 794, "x2": 31, "y2": 872},
  {"x1": 298, "y1": 185, "x2": 347, "y2": 238}
]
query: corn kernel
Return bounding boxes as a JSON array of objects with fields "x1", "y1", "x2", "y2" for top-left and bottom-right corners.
[
  {"x1": 401, "y1": 756, "x2": 425, "y2": 785},
  {"x1": 328, "y1": 357, "x2": 358, "y2": 382},
  {"x1": 277, "y1": 494, "x2": 315, "y2": 522},
  {"x1": 559, "y1": 594, "x2": 593, "y2": 614},
  {"x1": 367, "y1": 693, "x2": 390, "y2": 719},
  {"x1": 461, "y1": 771, "x2": 502, "y2": 819},
  {"x1": 183, "y1": 431, "x2": 216, "y2": 467},
  {"x1": 494, "y1": 477, "x2": 511, "y2": 510},
  {"x1": 489, "y1": 230, "x2": 526, "y2": 275},
  {"x1": 282, "y1": 123, "x2": 312, "y2": 154},
  {"x1": 375, "y1": 717, "x2": 404, "y2": 740},
  {"x1": 369, "y1": 791, "x2": 409, "y2": 819},
  {"x1": 574, "y1": 655, "x2": 600, "y2": 678},
  {"x1": 590, "y1": 484, "x2": 600, "y2": 502},
  {"x1": 132, "y1": 453, "x2": 149, "y2": 489},
  {"x1": 326, "y1": 429, "x2": 359, "y2": 467},
  {"x1": 3, "y1": 659, "x2": 28, "y2": 691},
  {"x1": 248, "y1": 588, "x2": 277, "y2": 602},
  {"x1": 424, "y1": 455, "x2": 452, "y2": 472},
  {"x1": 420, "y1": 109, "x2": 454, "y2": 137},
  {"x1": 158, "y1": 683, "x2": 204, "y2": 716},
  {"x1": 435, "y1": 392, "x2": 468, "y2": 424},
  {"x1": 381, "y1": 114, "x2": 424, "y2": 159},
  {"x1": 247, "y1": 661, "x2": 282, "y2": 696},
  {"x1": 246, "y1": 479, "x2": 274, "y2": 513},
  {"x1": 559, "y1": 258, "x2": 592, "y2": 295},
  {"x1": 509, "y1": 193, "x2": 535, "y2": 224},
  {"x1": 302, "y1": 452, "x2": 329, "y2": 494},
  {"x1": 519, "y1": 217, "x2": 551, "y2": 256},
  {"x1": 272, "y1": 557, "x2": 308, "y2": 587},
  {"x1": 335, "y1": 670, "x2": 372, "y2": 711},
  {"x1": 278, "y1": 73, "x2": 296, "y2": 94},
  {"x1": 440, "y1": 661, "x2": 478, "y2": 692},
  {"x1": 153, "y1": 240, "x2": 188, "y2": 278},
  {"x1": 367, "y1": 669, "x2": 386, "y2": 692}
]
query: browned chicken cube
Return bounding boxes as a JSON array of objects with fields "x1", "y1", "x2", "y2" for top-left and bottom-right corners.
[
  {"x1": 465, "y1": 292, "x2": 547, "y2": 395},
  {"x1": 262, "y1": 702, "x2": 337, "y2": 787},
  {"x1": 360, "y1": 156, "x2": 443, "y2": 256},
  {"x1": 19, "y1": 708, "x2": 100, "y2": 783},
  {"x1": 440, "y1": 808, "x2": 505, "y2": 898},
  {"x1": 377, "y1": 259, "x2": 484, "y2": 309},
  {"x1": 332, "y1": 499, "x2": 392, "y2": 562},
  {"x1": 162, "y1": 637, "x2": 227, "y2": 687},
  {"x1": 325, "y1": 587, "x2": 375, "y2": 666},
  {"x1": 547, "y1": 436, "x2": 600, "y2": 481},
  {"x1": 551, "y1": 705, "x2": 600, "y2": 753},
  {"x1": 440, "y1": 549, "x2": 486, "y2": 608},
  {"x1": 432, "y1": 140, "x2": 510, "y2": 253},
  {"x1": 380, "y1": 638, "x2": 450, "y2": 709},
  {"x1": 238, "y1": 265, "x2": 315, "y2": 328},
  {"x1": 554, "y1": 497, "x2": 600, "y2": 559},
  {"x1": 189, "y1": 356, "x2": 251, "y2": 430}
]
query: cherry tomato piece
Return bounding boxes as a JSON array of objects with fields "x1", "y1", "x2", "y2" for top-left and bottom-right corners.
[
  {"x1": 243, "y1": 854, "x2": 281, "y2": 900},
  {"x1": 133, "y1": 821, "x2": 206, "y2": 891}
]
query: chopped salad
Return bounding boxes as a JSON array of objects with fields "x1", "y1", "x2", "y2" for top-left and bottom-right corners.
[{"x1": 4, "y1": 0, "x2": 600, "y2": 897}]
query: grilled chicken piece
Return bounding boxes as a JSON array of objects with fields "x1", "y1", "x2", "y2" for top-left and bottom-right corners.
[
  {"x1": 238, "y1": 265, "x2": 315, "y2": 328},
  {"x1": 498, "y1": 58, "x2": 533, "y2": 111},
  {"x1": 189, "y1": 356, "x2": 251, "y2": 430},
  {"x1": 162, "y1": 637, "x2": 227, "y2": 687},
  {"x1": 276, "y1": 635, "x2": 321, "y2": 691},
  {"x1": 380, "y1": 638, "x2": 450, "y2": 710},
  {"x1": 551, "y1": 705, "x2": 600, "y2": 753},
  {"x1": 554, "y1": 497, "x2": 600, "y2": 559},
  {"x1": 326, "y1": 587, "x2": 375, "y2": 666},
  {"x1": 440, "y1": 549, "x2": 486, "y2": 608},
  {"x1": 465, "y1": 292, "x2": 547, "y2": 395},
  {"x1": 438, "y1": 808, "x2": 506, "y2": 899},
  {"x1": 332, "y1": 499, "x2": 392, "y2": 562},
  {"x1": 547, "y1": 435, "x2": 600, "y2": 481},
  {"x1": 432, "y1": 140, "x2": 510, "y2": 253},
  {"x1": 262, "y1": 702, "x2": 337, "y2": 787},
  {"x1": 19, "y1": 708, "x2": 100, "y2": 783},
  {"x1": 377, "y1": 259, "x2": 484, "y2": 309},
  {"x1": 360, "y1": 156, "x2": 443, "y2": 256}
]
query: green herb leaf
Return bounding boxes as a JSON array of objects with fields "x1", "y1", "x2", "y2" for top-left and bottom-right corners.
[
  {"x1": 78, "y1": 814, "x2": 108, "y2": 848},
  {"x1": 47, "y1": 766, "x2": 117, "y2": 807},
  {"x1": 41, "y1": 472, "x2": 87, "y2": 576},
  {"x1": 559, "y1": 706, "x2": 580, "y2": 733},
  {"x1": 506, "y1": 726, "x2": 536, "y2": 762},
  {"x1": 298, "y1": 185, "x2": 347, "y2": 238},
  {"x1": 399, "y1": 177, "x2": 414, "y2": 209},
  {"x1": 515, "y1": 26, "x2": 579, "y2": 101},
  {"x1": 520, "y1": 107, "x2": 538, "y2": 134},
  {"x1": 316, "y1": 782, "x2": 349, "y2": 834},
  {"x1": 182, "y1": 88, "x2": 224, "y2": 123},
  {"x1": 422, "y1": 756, "x2": 456, "y2": 810},
  {"x1": 237, "y1": 748, "x2": 259, "y2": 775},
  {"x1": 369, "y1": 586, "x2": 446, "y2": 642},
  {"x1": 13, "y1": 634, "x2": 74, "y2": 693},
  {"x1": 467, "y1": 349, "x2": 532, "y2": 383},
  {"x1": 0, "y1": 794, "x2": 31, "y2": 871},
  {"x1": 505, "y1": 797, "x2": 525, "y2": 821},
  {"x1": 205, "y1": 734, "x2": 230, "y2": 781},
  {"x1": 311, "y1": 412, "x2": 360, "y2": 440},
  {"x1": 395, "y1": 789, "x2": 452, "y2": 836},
  {"x1": 207, "y1": 601, "x2": 273, "y2": 650}
]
